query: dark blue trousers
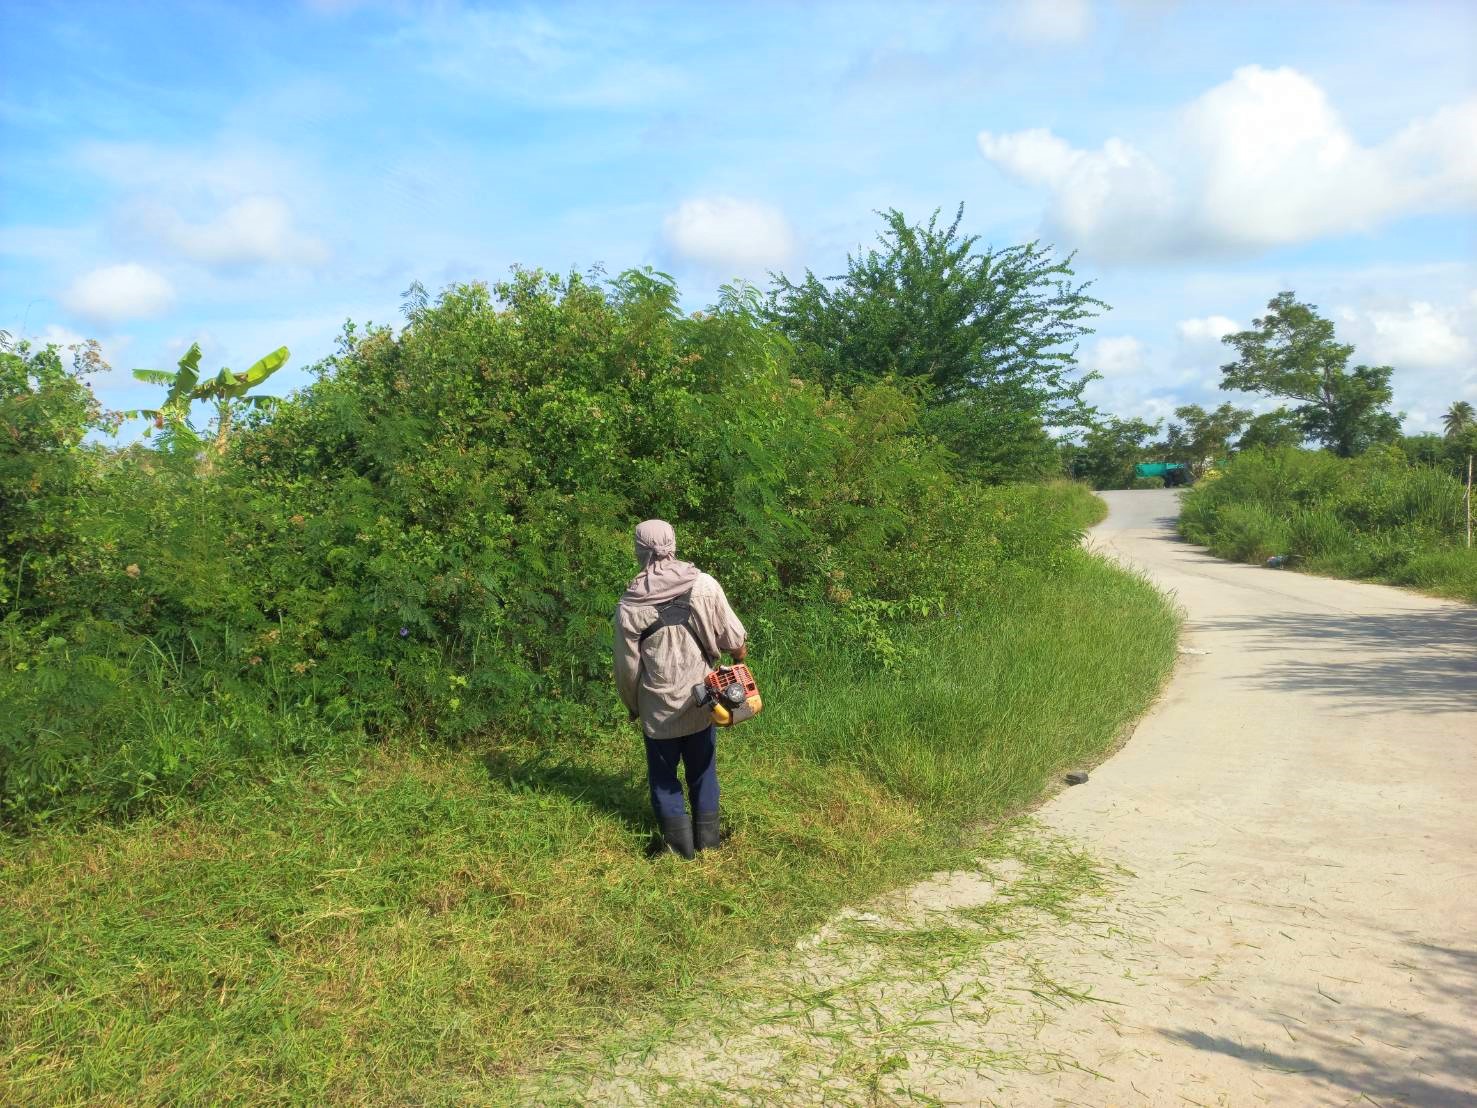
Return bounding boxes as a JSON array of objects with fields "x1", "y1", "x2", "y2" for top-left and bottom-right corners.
[{"x1": 644, "y1": 725, "x2": 719, "y2": 821}]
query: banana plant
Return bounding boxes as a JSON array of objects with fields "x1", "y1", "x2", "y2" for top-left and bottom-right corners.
[{"x1": 129, "y1": 343, "x2": 289, "y2": 453}]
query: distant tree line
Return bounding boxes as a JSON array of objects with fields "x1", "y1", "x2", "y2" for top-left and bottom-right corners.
[{"x1": 1062, "y1": 292, "x2": 1476, "y2": 490}]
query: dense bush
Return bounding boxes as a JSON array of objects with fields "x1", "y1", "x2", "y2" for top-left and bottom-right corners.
[
  {"x1": 1180, "y1": 446, "x2": 1476, "y2": 600},
  {"x1": 1, "y1": 274, "x2": 1094, "y2": 826},
  {"x1": 1, "y1": 337, "x2": 114, "y2": 611}
]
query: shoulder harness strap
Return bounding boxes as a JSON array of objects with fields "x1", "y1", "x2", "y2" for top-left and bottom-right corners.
[{"x1": 637, "y1": 590, "x2": 716, "y2": 666}]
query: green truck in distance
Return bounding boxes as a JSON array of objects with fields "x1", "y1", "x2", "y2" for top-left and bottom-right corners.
[{"x1": 1135, "y1": 461, "x2": 1194, "y2": 487}]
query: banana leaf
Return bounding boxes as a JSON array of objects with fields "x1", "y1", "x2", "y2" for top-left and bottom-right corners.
[
  {"x1": 241, "y1": 346, "x2": 289, "y2": 385},
  {"x1": 125, "y1": 343, "x2": 287, "y2": 433},
  {"x1": 163, "y1": 345, "x2": 203, "y2": 411}
]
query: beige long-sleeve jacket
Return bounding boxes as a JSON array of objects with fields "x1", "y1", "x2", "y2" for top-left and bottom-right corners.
[{"x1": 614, "y1": 573, "x2": 747, "y2": 739}]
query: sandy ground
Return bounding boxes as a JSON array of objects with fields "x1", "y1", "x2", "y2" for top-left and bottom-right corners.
[
  {"x1": 963, "y1": 490, "x2": 1477, "y2": 1105},
  {"x1": 567, "y1": 490, "x2": 1477, "y2": 1107}
]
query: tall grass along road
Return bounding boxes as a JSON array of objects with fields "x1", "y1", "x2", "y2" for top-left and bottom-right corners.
[
  {"x1": 565, "y1": 488, "x2": 1477, "y2": 1106},
  {"x1": 1181, "y1": 446, "x2": 1477, "y2": 603}
]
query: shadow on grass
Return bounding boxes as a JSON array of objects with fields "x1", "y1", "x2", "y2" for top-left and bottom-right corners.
[
  {"x1": 1194, "y1": 609, "x2": 1477, "y2": 715},
  {"x1": 481, "y1": 748, "x2": 654, "y2": 833},
  {"x1": 1162, "y1": 933, "x2": 1477, "y2": 1106}
]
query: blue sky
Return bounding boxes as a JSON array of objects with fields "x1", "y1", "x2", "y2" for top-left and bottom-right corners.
[{"x1": 3, "y1": 0, "x2": 1475, "y2": 434}]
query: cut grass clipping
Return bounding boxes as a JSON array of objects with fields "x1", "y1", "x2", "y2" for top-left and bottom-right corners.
[
  {"x1": 1, "y1": 544, "x2": 1175, "y2": 1104},
  {"x1": 537, "y1": 822, "x2": 1133, "y2": 1107}
]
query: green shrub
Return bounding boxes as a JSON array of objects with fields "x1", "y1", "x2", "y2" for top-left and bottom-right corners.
[
  {"x1": 0, "y1": 535, "x2": 1177, "y2": 1103},
  {"x1": 1, "y1": 274, "x2": 1100, "y2": 826},
  {"x1": 1395, "y1": 545, "x2": 1477, "y2": 596},
  {"x1": 0, "y1": 336, "x2": 115, "y2": 612},
  {"x1": 1214, "y1": 502, "x2": 1290, "y2": 563},
  {"x1": 1180, "y1": 446, "x2": 1476, "y2": 601}
]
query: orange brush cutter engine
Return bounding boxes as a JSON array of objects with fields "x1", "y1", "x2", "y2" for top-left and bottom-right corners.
[{"x1": 694, "y1": 664, "x2": 763, "y2": 727}]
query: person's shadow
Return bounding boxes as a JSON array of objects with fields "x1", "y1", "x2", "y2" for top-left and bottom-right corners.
[{"x1": 481, "y1": 747, "x2": 654, "y2": 836}]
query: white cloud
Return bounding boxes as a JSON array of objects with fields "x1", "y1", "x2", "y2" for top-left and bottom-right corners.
[
  {"x1": 80, "y1": 140, "x2": 298, "y2": 201},
  {"x1": 78, "y1": 140, "x2": 331, "y2": 272},
  {"x1": 662, "y1": 196, "x2": 797, "y2": 274},
  {"x1": 1080, "y1": 331, "x2": 1244, "y2": 425},
  {"x1": 1005, "y1": 0, "x2": 1093, "y2": 45},
  {"x1": 1177, "y1": 315, "x2": 1239, "y2": 343},
  {"x1": 35, "y1": 324, "x2": 87, "y2": 349},
  {"x1": 1082, "y1": 376, "x2": 1179, "y2": 426},
  {"x1": 1084, "y1": 335, "x2": 1146, "y2": 377},
  {"x1": 131, "y1": 195, "x2": 330, "y2": 268},
  {"x1": 61, "y1": 263, "x2": 175, "y2": 325},
  {"x1": 164, "y1": 331, "x2": 221, "y2": 359},
  {"x1": 979, "y1": 66, "x2": 1477, "y2": 261},
  {"x1": 394, "y1": 6, "x2": 686, "y2": 109},
  {"x1": 1338, "y1": 299, "x2": 1473, "y2": 370},
  {"x1": 978, "y1": 129, "x2": 1180, "y2": 256},
  {"x1": 0, "y1": 224, "x2": 94, "y2": 263}
]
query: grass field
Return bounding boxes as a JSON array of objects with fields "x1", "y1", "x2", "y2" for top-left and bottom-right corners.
[{"x1": 1, "y1": 497, "x2": 1177, "y2": 1104}]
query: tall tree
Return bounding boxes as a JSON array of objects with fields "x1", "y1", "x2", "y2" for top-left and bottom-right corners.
[
  {"x1": 921, "y1": 395, "x2": 1060, "y2": 483},
  {"x1": 767, "y1": 206, "x2": 1105, "y2": 479},
  {"x1": 1443, "y1": 400, "x2": 1475, "y2": 439},
  {"x1": 1220, "y1": 292, "x2": 1401, "y2": 457}
]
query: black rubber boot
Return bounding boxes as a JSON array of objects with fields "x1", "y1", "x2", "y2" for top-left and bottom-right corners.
[
  {"x1": 694, "y1": 809, "x2": 722, "y2": 852},
  {"x1": 658, "y1": 815, "x2": 696, "y2": 860}
]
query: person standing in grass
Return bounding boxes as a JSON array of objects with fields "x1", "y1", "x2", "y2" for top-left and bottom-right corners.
[{"x1": 614, "y1": 519, "x2": 747, "y2": 860}]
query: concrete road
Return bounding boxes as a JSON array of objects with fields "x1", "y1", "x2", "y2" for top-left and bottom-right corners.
[{"x1": 993, "y1": 489, "x2": 1477, "y2": 1106}]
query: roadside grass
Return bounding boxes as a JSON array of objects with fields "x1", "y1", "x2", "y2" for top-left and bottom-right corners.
[
  {"x1": 1181, "y1": 448, "x2": 1477, "y2": 604},
  {"x1": 0, "y1": 546, "x2": 1176, "y2": 1104},
  {"x1": 1052, "y1": 480, "x2": 1110, "y2": 530}
]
